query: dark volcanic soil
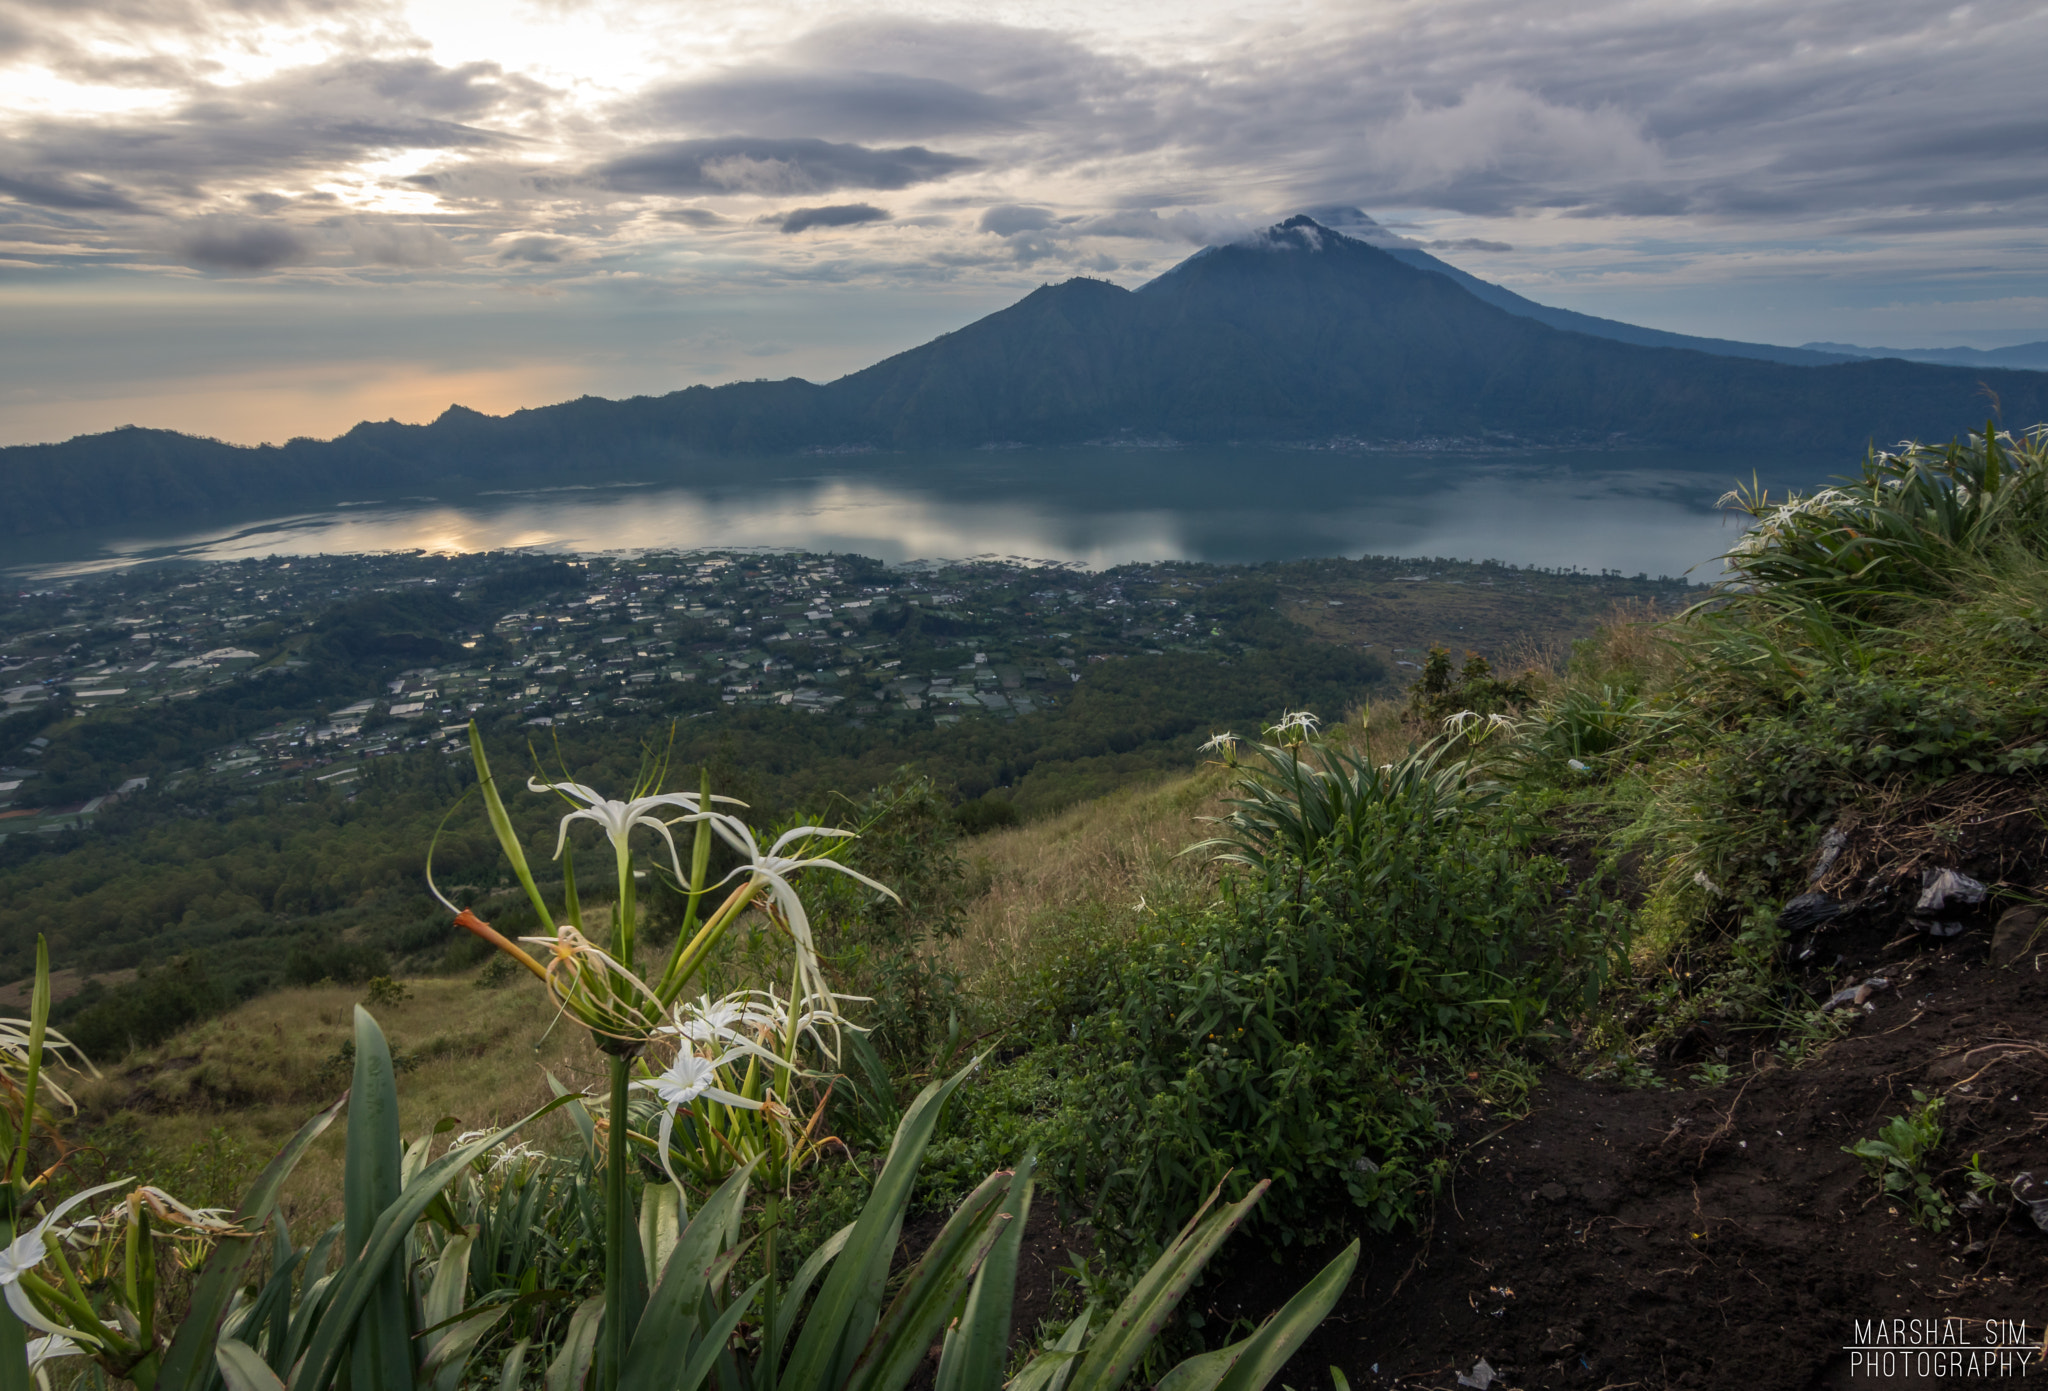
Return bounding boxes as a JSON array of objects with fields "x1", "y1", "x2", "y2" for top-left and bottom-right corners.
[
  {"x1": 1216, "y1": 921, "x2": 2048, "y2": 1391},
  {"x1": 911, "y1": 916, "x2": 2048, "y2": 1389}
]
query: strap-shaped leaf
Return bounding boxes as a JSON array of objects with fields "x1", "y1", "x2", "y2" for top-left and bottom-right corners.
[
  {"x1": 422, "y1": 1305, "x2": 511, "y2": 1391},
  {"x1": 1068, "y1": 1180, "x2": 1270, "y2": 1391},
  {"x1": 638, "y1": 1181, "x2": 683, "y2": 1289},
  {"x1": 846, "y1": 1170, "x2": 1013, "y2": 1391},
  {"x1": 936, "y1": 1157, "x2": 1036, "y2": 1391},
  {"x1": 768, "y1": 1222, "x2": 853, "y2": 1367},
  {"x1": 289, "y1": 1096, "x2": 574, "y2": 1391},
  {"x1": 669, "y1": 1275, "x2": 767, "y2": 1391},
  {"x1": 545, "y1": 1297, "x2": 604, "y2": 1391},
  {"x1": 344, "y1": 1006, "x2": 411, "y2": 1391},
  {"x1": 1154, "y1": 1241, "x2": 1358, "y2": 1391},
  {"x1": 157, "y1": 1096, "x2": 347, "y2": 1390},
  {"x1": 779, "y1": 1056, "x2": 983, "y2": 1391},
  {"x1": 1004, "y1": 1310, "x2": 1092, "y2": 1391},
  {"x1": 216, "y1": 1337, "x2": 288, "y2": 1391},
  {"x1": 618, "y1": 1159, "x2": 757, "y2": 1391}
]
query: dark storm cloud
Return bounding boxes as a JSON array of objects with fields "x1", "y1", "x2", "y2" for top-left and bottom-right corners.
[
  {"x1": 174, "y1": 215, "x2": 306, "y2": 270},
  {"x1": 597, "y1": 137, "x2": 977, "y2": 196},
  {"x1": 770, "y1": 203, "x2": 889, "y2": 234},
  {"x1": 637, "y1": 69, "x2": 1016, "y2": 141}
]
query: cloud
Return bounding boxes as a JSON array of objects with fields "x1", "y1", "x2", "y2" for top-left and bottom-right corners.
[
  {"x1": 637, "y1": 69, "x2": 1015, "y2": 141},
  {"x1": 174, "y1": 216, "x2": 305, "y2": 270},
  {"x1": 656, "y1": 207, "x2": 726, "y2": 227},
  {"x1": 0, "y1": 171, "x2": 143, "y2": 213},
  {"x1": 771, "y1": 203, "x2": 890, "y2": 234},
  {"x1": 346, "y1": 216, "x2": 457, "y2": 267},
  {"x1": 1429, "y1": 238, "x2": 1513, "y2": 253},
  {"x1": 496, "y1": 234, "x2": 573, "y2": 263},
  {"x1": 979, "y1": 204, "x2": 1056, "y2": 236},
  {"x1": 598, "y1": 137, "x2": 977, "y2": 196}
]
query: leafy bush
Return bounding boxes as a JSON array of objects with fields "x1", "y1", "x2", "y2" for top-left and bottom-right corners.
[
  {"x1": 60, "y1": 955, "x2": 227, "y2": 1061},
  {"x1": 937, "y1": 770, "x2": 1615, "y2": 1267}
]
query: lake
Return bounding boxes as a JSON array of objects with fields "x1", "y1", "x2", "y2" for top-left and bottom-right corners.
[{"x1": 7, "y1": 445, "x2": 1821, "y2": 580}]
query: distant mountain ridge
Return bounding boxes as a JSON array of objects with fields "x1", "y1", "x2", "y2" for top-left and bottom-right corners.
[
  {"x1": 1801, "y1": 340, "x2": 2048, "y2": 371},
  {"x1": 5, "y1": 216, "x2": 2047, "y2": 538}
]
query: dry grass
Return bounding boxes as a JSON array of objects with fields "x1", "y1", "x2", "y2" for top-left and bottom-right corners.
[
  {"x1": 943, "y1": 767, "x2": 1230, "y2": 991},
  {"x1": 72, "y1": 978, "x2": 603, "y2": 1234}
]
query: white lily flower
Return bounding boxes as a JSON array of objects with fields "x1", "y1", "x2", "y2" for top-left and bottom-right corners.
[
  {"x1": 26, "y1": 1332, "x2": 83, "y2": 1369},
  {"x1": 1268, "y1": 711, "x2": 1320, "y2": 741},
  {"x1": 664, "y1": 988, "x2": 870, "y2": 1065},
  {"x1": 528, "y1": 778, "x2": 744, "y2": 880},
  {"x1": 683, "y1": 815, "x2": 898, "y2": 1055},
  {"x1": 0, "y1": 1179, "x2": 131, "y2": 1344},
  {"x1": 1197, "y1": 732, "x2": 1238, "y2": 753},
  {"x1": 632, "y1": 1048, "x2": 766, "y2": 1189}
]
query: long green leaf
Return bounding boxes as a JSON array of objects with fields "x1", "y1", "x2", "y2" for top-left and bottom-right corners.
[
  {"x1": 638, "y1": 1181, "x2": 683, "y2": 1289},
  {"x1": 216, "y1": 1337, "x2": 288, "y2": 1391},
  {"x1": 471, "y1": 723, "x2": 553, "y2": 928},
  {"x1": 1154, "y1": 1241, "x2": 1357, "y2": 1391},
  {"x1": 545, "y1": 1297, "x2": 604, "y2": 1391},
  {"x1": 618, "y1": 1158, "x2": 758, "y2": 1391},
  {"x1": 669, "y1": 1275, "x2": 767, "y2": 1391},
  {"x1": 496, "y1": 1340, "x2": 531, "y2": 1391},
  {"x1": 289, "y1": 1097, "x2": 574, "y2": 1391},
  {"x1": 768, "y1": 1222, "x2": 854, "y2": 1368},
  {"x1": 847, "y1": 1170, "x2": 1013, "y2": 1391},
  {"x1": 0, "y1": 1303, "x2": 30, "y2": 1391},
  {"x1": 423, "y1": 1306, "x2": 511, "y2": 1391},
  {"x1": 1004, "y1": 1310, "x2": 1092, "y2": 1391},
  {"x1": 344, "y1": 1007, "x2": 411, "y2": 1391},
  {"x1": 779, "y1": 1057, "x2": 983, "y2": 1391},
  {"x1": 1068, "y1": 1180, "x2": 1270, "y2": 1391},
  {"x1": 936, "y1": 1158, "x2": 1036, "y2": 1391},
  {"x1": 157, "y1": 1097, "x2": 348, "y2": 1390}
]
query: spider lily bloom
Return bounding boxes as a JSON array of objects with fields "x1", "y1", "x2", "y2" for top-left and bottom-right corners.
[
  {"x1": 0, "y1": 1178, "x2": 130, "y2": 1343},
  {"x1": 1198, "y1": 732, "x2": 1240, "y2": 767},
  {"x1": 632, "y1": 1048, "x2": 773, "y2": 1189},
  {"x1": 517, "y1": 925, "x2": 668, "y2": 1047},
  {"x1": 1442, "y1": 710, "x2": 1517, "y2": 744},
  {"x1": 1266, "y1": 711, "x2": 1321, "y2": 747},
  {"x1": 664, "y1": 988, "x2": 869, "y2": 1068},
  {"x1": 677, "y1": 816, "x2": 897, "y2": 1056},
  {"x1": 27, "y1": 1333, "x2": 83, "y2": 1370},
  {"x1": 529, "y1": 778, "x2": 743, "y2": 884}
]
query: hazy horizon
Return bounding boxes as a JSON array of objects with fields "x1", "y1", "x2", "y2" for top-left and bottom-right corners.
[{"x1": 3, "y1": 0, "x2": 2046, "y2": 448}]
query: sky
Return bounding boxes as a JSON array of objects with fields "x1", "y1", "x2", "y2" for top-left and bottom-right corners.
[{"x1": 2, "y1": 0, "x2": 2045, "y2": 447}]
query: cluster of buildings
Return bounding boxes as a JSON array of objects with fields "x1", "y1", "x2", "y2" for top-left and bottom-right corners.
[{"x1": 1, "y1": 549, "x2": 1229, "y2": 831}]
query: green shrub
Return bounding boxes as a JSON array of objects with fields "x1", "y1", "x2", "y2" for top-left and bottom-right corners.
[{"x1": 938, "y1": 789, "x2": 1614, "y2": 1268}]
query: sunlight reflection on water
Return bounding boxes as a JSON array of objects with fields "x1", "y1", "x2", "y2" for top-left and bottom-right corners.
[{"x1": 12, "y1": 449, "x2": 1790, "y2": 580}]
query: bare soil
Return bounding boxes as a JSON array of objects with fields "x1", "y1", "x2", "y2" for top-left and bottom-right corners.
[{"x1": 1204, "y1": 918, "x2": 2048, "y2": 1391}]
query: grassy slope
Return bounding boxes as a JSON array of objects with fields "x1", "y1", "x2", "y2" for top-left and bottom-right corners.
[{"x1": 63, "y1": 771, "x2": 1237, "y2": 1235}]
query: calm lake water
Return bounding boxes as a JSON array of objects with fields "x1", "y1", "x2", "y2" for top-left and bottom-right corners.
[{"x1": 9, "y1": 446, "x2": 1822, "y2": 580}]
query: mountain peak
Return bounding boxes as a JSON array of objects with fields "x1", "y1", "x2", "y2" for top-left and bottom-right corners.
[{"x1": 1234, "y1": 215, "x2": 1346, "y2": 253}]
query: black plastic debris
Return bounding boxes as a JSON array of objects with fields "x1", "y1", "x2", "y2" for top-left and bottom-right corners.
[
  {"x1": 1915, "y1": 868, "x2": 1988, "y2": 937},
  {"x1": 1779, "y1": 891, "x2": 1845, "y2": 934},
  {"x1": 2010, "y1": 1172, "x2": 2048, "y2": 1232},
  {"x1": 1917, "y1": 868, "x2": 1987, "y2": 913}
]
